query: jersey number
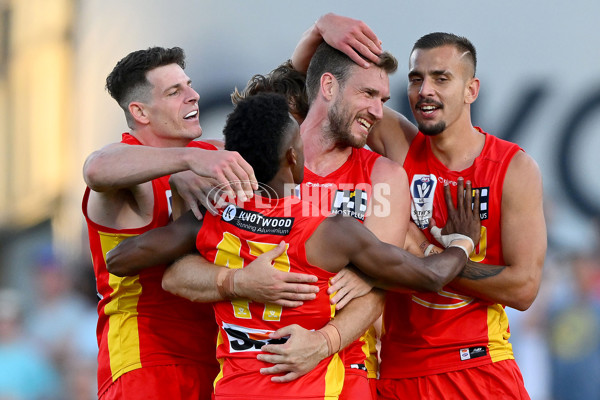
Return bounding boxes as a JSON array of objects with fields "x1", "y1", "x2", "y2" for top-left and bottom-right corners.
[{"x1": 214, "y1": 232, "x2": 291, "y2": 321}]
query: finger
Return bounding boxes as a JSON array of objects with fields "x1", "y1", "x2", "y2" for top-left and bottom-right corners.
[
  {"x1": 359, "y1": 23, "x2": 383, "y2": 53},
  {"x1": 271, "y1": 299, "x2": 304, "y2": 308},
  {"x1": 348, "y1": 39, "x2": 380, "y2": 65},
  {"x1": 221, "y1": 168, "x2": 249, "y2": 203},
  {"x1": 213, "y1": 172, "x2": 237, "y2": 201},
  {"x1": 254, "y1": 241, "x2": 286, "y2": 265},
  {"x1": 228, "y1": 160, "x2": 256, "y2": 200},
  {"x1": 464, "y1": 180, "x2": 473, "y2": 215},
  {"x1": 257, "y1": 352, "x2": 287, "y2": 364},
  {"x1": 329, "y1": 285, "x2": 349, "y2": 305},
  {"x1": 456, "y1": 177, "x2": 465, "y2": 214},
  {"x1": 189, "y1": 201, "x2": 203, "y2": 220},
  {"x1": 472, "y1": 188, "x2": 481, "y2": 221},
  {"x1": 267, "y1": 324, "x2": 295, "y2": 340},
  {"x1": 259, "y1": 363, "x2": 290, "y2": 375},
  {"x1": 338, "y1": 43, "x2": 371, "y2": 68},
  {"x1": 270, "y1": 372, "x2": 301, "y2": 383},
  {"x1": 280, "y1": 283, "x2": 318, "y2": 296},
  {"x1": 281, "y1": 272, "x2": 319, "y2": 285},
  {"x1": 328, "y1": 268, "x2": 347, "y2": 285},
  {"x1": 334, "y1": 293, "x2": 352, "y2": 310}
]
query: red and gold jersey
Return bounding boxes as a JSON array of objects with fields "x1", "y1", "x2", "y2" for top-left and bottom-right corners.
[
  {"x1": 83, "y1": 133, "x2": 219, "y2": 396},
  {"x1": 301, "y1": 147, "x2": 380, "y2": 378},
  {"x1": 379, "y1": 128, "x2": 522, "y2": 378},
  {"x1": 197, "y1": 195, "x2": 344, "y2": 399}
]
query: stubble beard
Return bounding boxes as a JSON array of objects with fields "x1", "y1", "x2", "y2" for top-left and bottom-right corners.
[{"x1": 326, "y1": 100, "x2": 367, "y2": 149}]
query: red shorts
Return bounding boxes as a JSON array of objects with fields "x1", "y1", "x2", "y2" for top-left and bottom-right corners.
[
  {"x1": 100, "y1": 364, "x2": 216, "y2": 400},
  {"x1": 339, "y1": 367, "x2": 375, "y2": 400},
  {"x1": 377, "y1": 360, "x2": 530, "y2": 400}
]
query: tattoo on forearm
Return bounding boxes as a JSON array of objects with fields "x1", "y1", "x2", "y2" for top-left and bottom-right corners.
[{"x1": 459, "y1": 260, "x2": 505, "y2": 280}]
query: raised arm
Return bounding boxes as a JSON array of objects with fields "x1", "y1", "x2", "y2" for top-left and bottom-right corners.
[
  {"x1": 84, "y1": 142, "x2": 257, "y2": 201},
  {"x1": 291, "y1": 13, "x2": 382, "y2": 73},
  {"x1": 366, "y1": 106, "x2": 418, "y2": 163},
  {"x1": 449, "y1": 151, "x2": 547, "y2": 310}
]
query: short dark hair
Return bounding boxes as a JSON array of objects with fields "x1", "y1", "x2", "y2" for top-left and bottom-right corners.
[
  {"x1": 106, "y1": 47, "x2": 186, "y2": 127},
  {"x1": 231, "y1": 60, "x2": 309, "y2": 121},
  {"x1": 224, "y1": 92, "x2": 295, "y2": 184},
  {"x1": 412, "y1": 32, "x2": 477, "y2": 77},
  {"x1": 305, "y1": 42, "x2": 398, "y2": 104}
]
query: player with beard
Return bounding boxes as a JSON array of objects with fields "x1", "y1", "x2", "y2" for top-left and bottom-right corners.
[
  {"x1": 106, "y1": 92, "x2": 480, "y2": 399},
  {"x1": 292, "y1": 16, "x2": 546, "y2": 399},
  {"x1": 257, "y1": 42, "x2": 408, "y2": 399}
]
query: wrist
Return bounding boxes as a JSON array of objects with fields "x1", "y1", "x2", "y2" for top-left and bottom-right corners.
[
  {"x1": 216, "y1": 268, "x2": 238, "y2": 299},
  {"x1": 448, "y1": 238, "x2": 474, "y2": 259},
  {"x1": 316, "y1": 322, "x2": 341, "y2": 357}
]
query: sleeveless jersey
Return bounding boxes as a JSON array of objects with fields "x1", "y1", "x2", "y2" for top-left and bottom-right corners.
[
  {"x1": 197, "y1": 195, "x2": 344, "y2": 399},
  {"x1": 301, "y1": 147, "x2": 380, "y2": 379},
  {"x1": 83, "y1": 133, "x2": 220, "y2": 396},
  {"x1": 379, "y1": 128, "x2": 522, "y2": 378}
]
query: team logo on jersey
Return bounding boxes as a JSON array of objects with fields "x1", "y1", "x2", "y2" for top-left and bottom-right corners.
[
  {"x1": 222, "y1": 323, "x2": 288, "y2": 353},
  {"x1": 331, "y1": 189, "x2": 368, "y2": 221},
  {"x1": 474, "y1": 186, "x2": 489, "y2": 221},
  {"x1": 222, "y1": 205, "x2": 294, "y2": 235},
  {"x1": 410, "y1": 174, "x2": 437, "y2": 228}
]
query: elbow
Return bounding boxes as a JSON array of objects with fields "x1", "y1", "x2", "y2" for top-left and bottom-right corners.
[
  {"x1": 506, "y1": 287, "x2": 539, "y2": 311},
  {"x1": 105, "y1": 247, "x2": 139, "y2": 277},
  {"x1": 105, "y1": 251, "x2": 128, "y2": 277},
  {"x1": 83, "y1": 152, "x2": 110, "y2": 191}
]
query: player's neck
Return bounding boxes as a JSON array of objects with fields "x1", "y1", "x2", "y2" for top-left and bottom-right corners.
[
  {"x1": 301, "y1": 124, "x2": 352, "y2": 176},
  {"x1": 429, "y1": 124, "x2": 485, "y2": 171}
]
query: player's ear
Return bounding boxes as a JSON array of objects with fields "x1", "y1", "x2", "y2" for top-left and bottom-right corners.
[
  {"x1": 285, "y1": 147, "x2": 297, "y2": 167},
  {"x1": 320, "y1": 72, "x2": 338, "y2": 101},
  {"x1": 129, "y1": 101, "x2": 150, "y2": 125}
]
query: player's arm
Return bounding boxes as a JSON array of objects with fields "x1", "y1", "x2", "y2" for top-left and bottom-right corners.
[
  {"x1": 105, "y1": 212, "x2": 320, "y2": 305},
  {"x1": 291, "y1": 13, "x2": 382, "y2": 73},
  {"x1": 106, "y1": 210, "x2": 200, "y2": 276},
  {"x1": 449, "y1": 151, "x2": 547, "y2": 310},
  {"x1": 317, "y1": 177, "x2": 481, "y2": 290},
  {"x1": 83, "y1": 142, "x2": 256, "y2": 200},
  {"x1": 327, "y1": 157, "x2": 410, "y2": 308},
  {"x1": 258, "y1": 288, "x2": 385, "y2": 383},
  {"x1": 162, "y1": 244, "x2": 320, "y2": 307},
  {"x1": 366, "y1": 106, "x2": 418, "y2": 164},
  {"x1": 169, "y1": 139, "x2": 227, "y2": 219}
]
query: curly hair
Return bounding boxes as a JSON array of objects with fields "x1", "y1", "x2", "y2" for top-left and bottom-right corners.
[
  {"x1": 224, "y1": 93, "x2": 295, "y2": 184},
  {"x1": 231, "y1": 60, "x2": 309, "y2": 122}
]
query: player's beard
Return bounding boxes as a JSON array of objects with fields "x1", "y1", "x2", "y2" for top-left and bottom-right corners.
[
  {"x1": 325, "y1": 98, "x2": 367, "y2": 149},
  {"x1": 418, "y1": 121, "x2": 446, "y2": 136}
]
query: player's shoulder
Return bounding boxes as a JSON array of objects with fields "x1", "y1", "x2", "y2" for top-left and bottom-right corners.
[{"x1": 371, "y1": 153, "x2": 408, "y2": 184}]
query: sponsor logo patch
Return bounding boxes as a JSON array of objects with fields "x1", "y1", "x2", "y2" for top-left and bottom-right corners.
[
  {"x1": 474, "y1": 186, "x2": 489, "y2": 221},
  {"x1": 459, "y1": 346, "x2": 487, "y2": 361},
  {"x1": 222, "y1": 205, "x2": 294, "y2": 236},
  {"x1": 331, "y1": 189, "x2": 368, "y2": 221},
  {"x1": 222, "y1": 322, "x2": 288, "y2": 353},
  {"x1": 410, "y1": 174, "x2": 437, "y2": 228}
]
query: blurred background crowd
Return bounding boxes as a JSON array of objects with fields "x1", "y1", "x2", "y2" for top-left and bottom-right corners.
[{"x1": 0, "y1": 1, "x2": 598, "y2": 399}]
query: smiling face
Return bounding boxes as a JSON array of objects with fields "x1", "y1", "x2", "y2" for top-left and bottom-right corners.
[
  {"x1": 142, "y1": 63, "x2": 203, "y2": 145},
  {"x1": 325, "y1": 64, "x2": 390, "y2": 148},
  {"x1": 407, "y1": 45, "x2": 477, "y2": 136}
]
